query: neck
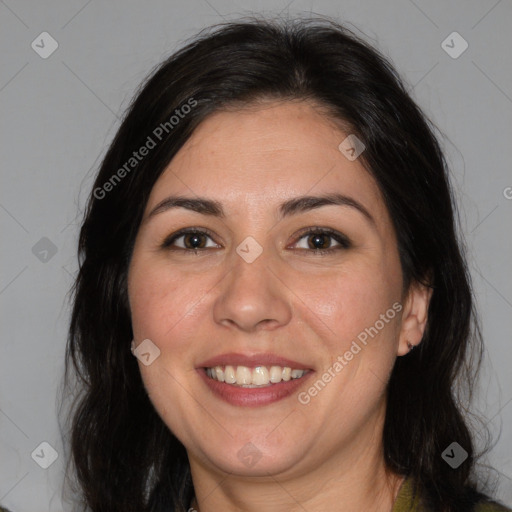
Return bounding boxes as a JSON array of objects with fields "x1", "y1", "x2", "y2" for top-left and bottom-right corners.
[{"x1": 187, "y1": 401, "x2": 405, "y2": 512}]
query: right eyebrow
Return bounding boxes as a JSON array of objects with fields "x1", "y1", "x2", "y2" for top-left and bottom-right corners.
[{"x1": 144, "y1": 196, "x2": 225, "y2": 224}]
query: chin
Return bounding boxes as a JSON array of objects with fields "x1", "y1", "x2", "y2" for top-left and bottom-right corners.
[{"x1": 199, "y1": 439, "x2": 311, "y2": 478}]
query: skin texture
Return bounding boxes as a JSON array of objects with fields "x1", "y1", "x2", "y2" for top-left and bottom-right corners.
[{"x1": 127, "y1": 100, "x2": 432, "y2": 512}]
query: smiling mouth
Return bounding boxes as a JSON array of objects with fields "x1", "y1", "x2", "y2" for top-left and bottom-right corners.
[{"x1": 204, "y1": 365, "x2": 310, "y2": 387}]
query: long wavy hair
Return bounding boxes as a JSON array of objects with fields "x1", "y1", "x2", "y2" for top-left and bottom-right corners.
[{"x1": 61, "y1": 16, "x2": 498, "y2": 512}]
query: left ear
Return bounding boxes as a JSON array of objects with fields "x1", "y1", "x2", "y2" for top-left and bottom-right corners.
[{"x1": 397, "y1": 280, "x2": 433, "y2": 356}]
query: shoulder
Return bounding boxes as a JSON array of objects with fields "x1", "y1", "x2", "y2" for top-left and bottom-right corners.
[
  {"x1": 474, "y1": 501, "x2": 512, "y2": 512},
  {"x1": 393, "y1": 477, "x2": 512, "y2": 512}
]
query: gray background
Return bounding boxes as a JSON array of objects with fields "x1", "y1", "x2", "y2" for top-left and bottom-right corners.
[{"x1": 1, "y1": 0, "x2": 511, "y2": 510}]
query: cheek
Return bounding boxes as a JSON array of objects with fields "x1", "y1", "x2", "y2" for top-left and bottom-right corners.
[
  {"x1": 294, "y1": 265, "x2": 400, "y2": 421},
  {"x1": 292, "y1": 260, "x2": 401, "y2": 350},
  {"x1": 128, "y1": 257, "x2": 210, "y2": 344},
  {"x1": 127, "y1": 260, "x2": 209, "y2": 438}
]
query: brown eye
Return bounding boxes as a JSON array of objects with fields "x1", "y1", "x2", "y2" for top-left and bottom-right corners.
[
  {"x1": 182, "y1": 233, "x2": 207, "y2": 249},
  {"x1": 293, "y1": 228, "x2": 351, "y2": 254},
  {"x1": 306, "y1": 233, "x2": 332, "y2": 250},
  {"x1": 162, "y1": 229, "x2": 220, "y2": 251}
]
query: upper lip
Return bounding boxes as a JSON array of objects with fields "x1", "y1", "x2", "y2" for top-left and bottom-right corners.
[{"x1": 198, "y1": 352, "x2": 312, "y2": 370}]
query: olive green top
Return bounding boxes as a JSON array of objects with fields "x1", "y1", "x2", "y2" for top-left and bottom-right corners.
[
  {"x1": 392, "y1": 477, "x2": 511, "y2": 512},
  {"x1": 1, "y1": 480, "x2": 510, "y2": 511}
]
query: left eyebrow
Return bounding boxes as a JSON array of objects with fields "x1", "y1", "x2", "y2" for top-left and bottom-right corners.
[
  {"x1": 145, "y1": 196, "x2": 225, "y2": 223},
  {"x1": 144, "y1": 193, "x2": 375, "y2": 226},
  {"x1": 278, "y1": 193, "x2": 375, "y2": 226}
]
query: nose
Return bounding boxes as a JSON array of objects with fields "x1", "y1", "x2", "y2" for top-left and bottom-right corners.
[{"x1": 212, "y1": 248, "x2": 292, "y2": 333}]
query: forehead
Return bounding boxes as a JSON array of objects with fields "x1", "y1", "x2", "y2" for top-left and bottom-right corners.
[{"x1": 146, "y1": 100, "x2": 388, "y2": 223}]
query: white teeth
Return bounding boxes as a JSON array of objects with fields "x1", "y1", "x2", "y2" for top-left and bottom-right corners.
[
  {"x1": 236, "y1": 365, "x2": 252, "y2": 385},
  {"x1": 205, "y1": 365, "x2": 307, "y2": 387},
  {"x1": 252, "y1": 366, "x2": 269, "y2": 386},
  {"x1": 224, "y1": 365, "x2": 236, "y2": 384},
  {"x1": 269, "y1": 365, "x2": 282, "y2": 383},
  {"x1": 214, "y1": 366, "x2": 225, "y2": 382}
]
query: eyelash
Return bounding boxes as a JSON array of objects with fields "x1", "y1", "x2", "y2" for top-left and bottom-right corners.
[{"x1": 161, "y1": 227, "x2": 351, "y2": 256}]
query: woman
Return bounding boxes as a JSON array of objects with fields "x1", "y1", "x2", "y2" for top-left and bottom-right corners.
[{"x1": 62, "y1": 17, "x2": 511, "y2": 512}]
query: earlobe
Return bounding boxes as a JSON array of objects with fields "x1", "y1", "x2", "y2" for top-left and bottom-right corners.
[{"x1": 397, "y1": 280, "x2": 433, "y2": 356}]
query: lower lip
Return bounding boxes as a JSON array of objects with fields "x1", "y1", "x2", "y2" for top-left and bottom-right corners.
[{"x1": 197, "y1": 369, "x2": 314, "y2": 407}]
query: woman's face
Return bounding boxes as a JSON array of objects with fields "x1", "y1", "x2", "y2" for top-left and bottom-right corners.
[{"x1": 127, "y1": 100, "x2": 428, "y2": 479}]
